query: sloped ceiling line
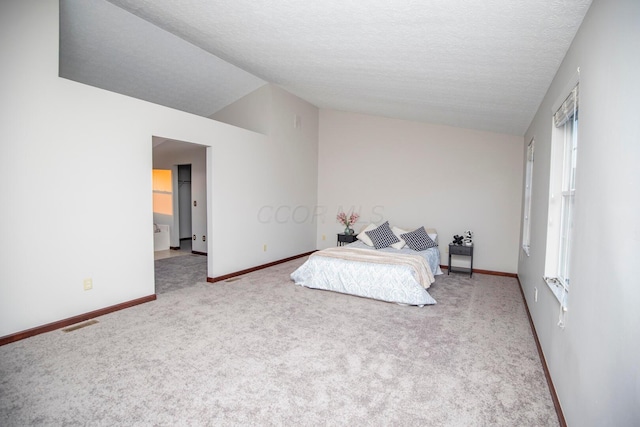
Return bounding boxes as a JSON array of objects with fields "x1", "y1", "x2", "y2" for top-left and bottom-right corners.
[{"x1": 61, "y1": 0, "x2": 593, "y2": 136}]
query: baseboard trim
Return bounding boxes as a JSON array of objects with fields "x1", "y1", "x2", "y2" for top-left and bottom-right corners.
[
  {"x1": 439, "y1": 265, "x2": 517, "y2": 278},
  {"x1": 0, "y1": 294, "x2": 157, "y2": 347},
  {"x1": 208, "y1": 251, "x2": 315, "y2": 283},
  {"x1": 516, "y1": 276, "x2": 567, "y2": 427},
  {"x1": 212, "y1": 258, "x2": 514, "y2": 283},
  {"x1": 191, "y1": 250, "x2": 207, "y2": 256},
  {"x1": 170, "y1": 246, "x2": 180, "y2": 250}
]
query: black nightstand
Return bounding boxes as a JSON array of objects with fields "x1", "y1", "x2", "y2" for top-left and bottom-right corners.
[
  {"x1": 448, "y1": 244, "x2": 474, "y2": 277},
  {"x1": 337, "y1": 233, "x2": 358, "y2": 246}
]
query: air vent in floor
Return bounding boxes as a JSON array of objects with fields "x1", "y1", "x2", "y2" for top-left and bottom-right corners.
[{"x1": 62, "y1": 320, "x2": 98, "y2": 333}]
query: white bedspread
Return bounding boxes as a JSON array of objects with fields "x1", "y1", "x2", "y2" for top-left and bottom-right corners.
[{"x1": 290, "y1": 242, "x2": 441, "y2": 306}]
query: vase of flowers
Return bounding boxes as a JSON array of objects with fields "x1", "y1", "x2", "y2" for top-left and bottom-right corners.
[{"x1": 337, "y1": 211, "x2": 360, "y2": 235}]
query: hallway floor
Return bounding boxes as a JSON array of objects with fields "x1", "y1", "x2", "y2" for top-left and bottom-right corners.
[{"x1": 154, "y1": 239, "x2": 193, "y2": 261}]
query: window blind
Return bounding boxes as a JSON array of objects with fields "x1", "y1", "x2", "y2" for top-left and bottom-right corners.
[{"x1": 553, "y1": 84, "x2": 579, "y2": 127}]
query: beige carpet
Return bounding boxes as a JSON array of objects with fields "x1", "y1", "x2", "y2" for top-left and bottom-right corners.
[{"x1": 0, "y1": 257, "x2": 558, "y2": 426}]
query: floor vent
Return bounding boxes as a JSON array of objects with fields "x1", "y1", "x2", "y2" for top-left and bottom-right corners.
[{"x1": 62, "y1": 320, "x2": 98, "y2": 333}]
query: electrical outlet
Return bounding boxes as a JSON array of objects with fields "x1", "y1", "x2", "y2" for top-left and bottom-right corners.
[
  {"x1": 83, "y1": 278, "x2": 93, "y2": 291},
  {"x1": 534, "y1": 287, "x2": 538, "y2": 302},
  {"x1": 263, "y1": 244, "x2": 267, "y2": 252}
]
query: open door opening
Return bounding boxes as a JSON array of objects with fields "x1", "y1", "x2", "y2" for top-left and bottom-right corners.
[
  {"x1": 152, "y1": 137, "x2": 208, "y2": 295},
  {"x1": 177, "y1": 164, "x2": 192, "y2": 252}
]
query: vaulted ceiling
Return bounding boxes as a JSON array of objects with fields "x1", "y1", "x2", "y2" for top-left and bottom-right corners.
[{"x1": 60, "y1": 0, "x2": 592, "y2": 136}]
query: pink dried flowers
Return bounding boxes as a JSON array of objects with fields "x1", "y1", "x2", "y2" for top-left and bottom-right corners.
[{"x1": 336, "y1": 211, "x2": 360, "y2": 227}]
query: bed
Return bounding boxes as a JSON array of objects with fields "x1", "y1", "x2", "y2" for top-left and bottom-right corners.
[{"x1": 291, "y1": 224, "x2": 442, "y2": 306}]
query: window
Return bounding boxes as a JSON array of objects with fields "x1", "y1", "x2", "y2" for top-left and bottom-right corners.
[
  {"x1": 522, "y1": 139, "x2": 534, "y2": 256},
  {"x1": 152, "y1": 169, "x2": 173, "y2": 215},
  {"x1": 558, "y1": 110, "x2": 578, "y2": 288},
  {"x1": 545, "y1": 83, "x2": 578, "y2": 313}
]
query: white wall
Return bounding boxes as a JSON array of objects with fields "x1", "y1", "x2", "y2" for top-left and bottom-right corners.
[
  {"x1": 518, "y1": 0, "x2": 640, "y2": 425},
  {"x1": 0, "y1": 0, "x2": 318, "y2": 337},
  {"x1": 211, "y1": 83, "x2": 271, "y2": 135},
  {"x1": 153, "y1": 140, "x2": 207, "y2": 252},
  {"x1": 317, "y1": 110, "x2": 523, "y2": 273},
  {"x1": 210, "y1": 84, "x2": 319, "y2": 275}
]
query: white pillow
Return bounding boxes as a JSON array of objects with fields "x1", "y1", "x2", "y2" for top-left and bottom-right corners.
[
  {"x1": 428, "y1": 233, "x2": 438, "y2": 244},
  {"x1": 356, "y1": 223, "x2": 377, "y2": 246},
  {"x1": 391, "y1": 226, "x2": 408, "y2": 249}
]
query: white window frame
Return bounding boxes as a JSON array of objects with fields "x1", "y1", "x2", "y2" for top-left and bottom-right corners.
[
  {"x1": 557, "y1": 115, "x2": 578, "y2": 289},
  {"x1": 522, "y1": 139, "x2": 534, "y2": 256},
  {"x1": 544, "y1": 81, "x2": 579, "y2": 314}
]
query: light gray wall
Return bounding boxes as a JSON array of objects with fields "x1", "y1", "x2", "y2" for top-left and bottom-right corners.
[
  {"x1": 0, "y1": 0, "x2": 318, "y2": 337},
  {"x1": 211, "y1": 83, "x2": 272, "y2": 135},
  {"x1": 317, "y1": 109, "x2": 524, "y2": 273},
  {"x1": 210, "y1": 83, "x2": 320, "y2": 270},
  {"x1": 518, "y1": 0, "x2": 640, "y2": 425}
]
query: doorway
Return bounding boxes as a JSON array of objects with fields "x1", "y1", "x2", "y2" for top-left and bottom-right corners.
[
  {"x1": 177, "y1": 164, "x2": 192, "y2": 253},
  {"x1": 152, "y1": 138, "x2": 209, "y2": 294}
]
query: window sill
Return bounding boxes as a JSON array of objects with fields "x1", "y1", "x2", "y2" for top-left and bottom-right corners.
[{"x1": 543, "y1": 276, "x2": 568, "y2": 311}]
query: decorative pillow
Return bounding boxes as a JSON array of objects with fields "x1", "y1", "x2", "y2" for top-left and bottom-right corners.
[
  {"x1": 365, "y1": 221, "x2": 400, "y2": 249},
  {"x1": 391, "y1": 226, "x2": 408, "y2": 249},
  {"x1": 401, "y1": 226, "x2": 438, "y2": 251},
  {"x1": 356, "y1": 223, "x2": 377, "y2": 246}
]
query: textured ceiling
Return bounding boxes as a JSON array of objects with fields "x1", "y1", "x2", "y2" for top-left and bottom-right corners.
[
  {"x1": 59, "y1": 0, "x2": 266, "y2": 117},
  {"x1": 61, "y1": 0, "x2": 592, "y2": 135}
]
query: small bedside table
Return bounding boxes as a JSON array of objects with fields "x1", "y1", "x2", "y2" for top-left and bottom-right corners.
[
  {"x1": 448, "y1": 244, "x2": 474, "y2": 277},
  {"x1": 337, "y1": 233, "x2": 358, "y2": 246}
]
